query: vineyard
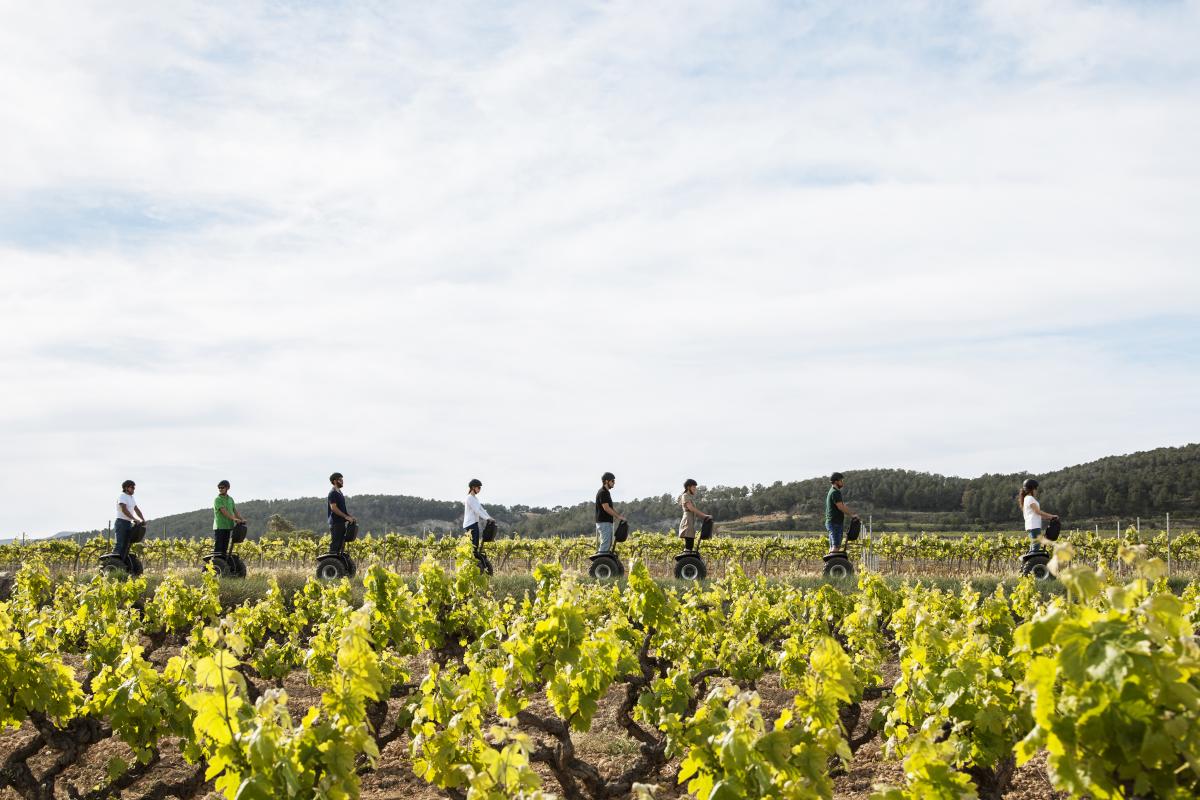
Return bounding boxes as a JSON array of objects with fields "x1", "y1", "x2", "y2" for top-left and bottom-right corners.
[
  {"x1": 2, "y1": 539, "x2": 1200, "y2": 800},
  {"x1": 6, "y1": 528, "x2": 1200, "y2": 579}
]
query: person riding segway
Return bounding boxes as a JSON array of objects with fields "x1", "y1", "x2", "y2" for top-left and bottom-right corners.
[
  {"x1": 674, "y1": 479, "x2": 712, "y2": 580},
  {"x1": 464, "y1": 479, "x2": 495, "y2": 575},
  {"x1": 1018, "y1": 478, "x2": 1059, "y2": 580},
  {"x1": 589, "y1": 472, "x2": 627, "y2": 580},
  {"x1": 316, "y1": 472, "x2": 358, "y2": 579},
  {"x1": 204, "y1": 480, "x2": 249, "y2": 577},
  {"x1": 823, "y1": 472, "x2": 858, "y2": 579},
  {"x1": 100, "y1": 480, "x2": 147, "y2": 576}
]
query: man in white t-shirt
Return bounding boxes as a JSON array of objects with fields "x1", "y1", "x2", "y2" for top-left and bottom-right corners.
[{"x1": 114, "y1": 479, "x2": 146, "y2": 559}]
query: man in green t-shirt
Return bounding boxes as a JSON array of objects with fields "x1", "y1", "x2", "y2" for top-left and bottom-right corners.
[
  {"x1": 213, "y1": 480, "x2": 246, "y2": 555},
  {"x1": 825, "y1": 472, "x2": 859, "y2": 553}
]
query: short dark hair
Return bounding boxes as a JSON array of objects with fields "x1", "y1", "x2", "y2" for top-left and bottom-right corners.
[
  {"x1": 330, "y1": 472, "x2": 343, "y2": 483},
  {"x1": 830, "y1": 472, "x2": 844, "y2": 483},
  {"x1": 121, "y1": 479, "x2": 135, "y2": 490},
  {"x1": 469, "y1": 478, "x2": 483, "y2": 489},
  {"x1": 684, "y1": 478, "x2": 698, "y2": 489},
  {"x1": 602, "y1": 472, "x2": 615, "y2": 482},
  {"x1": 217, "y1": 480, "x2": 230, "y2": 489}
]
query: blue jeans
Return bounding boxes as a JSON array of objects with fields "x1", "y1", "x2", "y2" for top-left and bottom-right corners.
[
  {"x1": 596, "y1": 522, "x2": 614, "y2": 553},
  {"x1": 1028, "y1": 529, "x2": 1044, "y2": 553},
  {"x1": 826, "y1": 521, "x2": 844, "y2": 550},
  {"x1": 114, "y1": 518, "x2": 133, "y2": 558},
  {"x1": 465, "y1": 522, "x2": 480, "y2": 549}
]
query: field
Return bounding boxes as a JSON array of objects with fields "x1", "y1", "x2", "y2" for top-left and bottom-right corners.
[
  {"x1": 6, "y1": 527, "x2": 1200, "y2": 580},
  {"x1": 2, "y1": 539, "x2": 1199, "y2": 800}
]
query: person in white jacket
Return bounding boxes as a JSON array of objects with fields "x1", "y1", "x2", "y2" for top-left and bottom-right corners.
[{"x1": 463, "y1": 478, "x2": 494, "y2": 550}]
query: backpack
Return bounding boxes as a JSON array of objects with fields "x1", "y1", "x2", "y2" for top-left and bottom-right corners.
[
  {"x1": 614, "y1": 519, "x2": 629, "y2": 543},
  {"x1": 846, "y1": 517, "x2": 861, "y2": 542},
  {"x1": 700, "y1": 517, "x2": 715, "y2": 540},
  {"x1": 482, "y1": 519, "x2": 498, "y2": 542}
]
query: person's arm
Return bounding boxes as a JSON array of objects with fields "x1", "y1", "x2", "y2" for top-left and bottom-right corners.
[
  {"x1": 684, "y1": 499, "x2": 711, "y2": 520},
  {"x1": 119, "y1": 502, "x2": 134, "y2": 521},
  {"x1": 1031, "y1": 500, "x2": 1057, "y2": 520},
  {"x1": 835, "y1": 500, "x2": 859, "y2": 519},
  {"x1": 218, "y1": 507, "x2": 239, "y2": 522},
  {"x1": 601, "y1": 502, "x2": 625, "y2": 521},
  {"x1": 330, "y1": 500, "x2": 355, "y2": 522},
  {"x1": 132, "y1": 505, "x2": 146, "y2": 522}
]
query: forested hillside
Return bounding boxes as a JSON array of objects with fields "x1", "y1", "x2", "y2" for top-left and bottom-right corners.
[{"x1": 76, "y1": 443, "x2": 1199, "y2": 539}]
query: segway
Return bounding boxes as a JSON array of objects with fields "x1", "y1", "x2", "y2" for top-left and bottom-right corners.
[
  {"x1": 473, "y1": 520, "x2": 496, "y2": 576},
  {"x1": 315, "y1": 520, "x2": 358, "y2": 580},
  {"x1": 203, "y1": 522, "x2": 249, "y2": 578},
  {"x1": 1020, "y1": 518, "x2": 1059, "y2": 581},
  {"x1": 674, "y1": 517, "x2": 712, "y2": 581},
  {"x1": 99, "y1": 522, "x2": 146, "y2": 577},
  {"x1": 822, "y1": 518, "x2": 858, "y2": 579},
  {"x1": 589, "y1": 520, "x2": 628, "y2": 580}
]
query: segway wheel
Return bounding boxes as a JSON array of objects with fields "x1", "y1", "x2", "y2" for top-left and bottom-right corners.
[
  {"x1": 1020, "y1": 552, "x2": 1053, "y2": 580},
  {"x1": 674, "y1": 553, "x2": 707, "y2": 581},
  {"x1": 203, "y1": 554, "x2": 228, "y2": 577},
  {"x1": 127, "y1": 554, "x2": 144, "y2": 576},
  {"x1": 345, "y1": 556, "x2": 357, "y2": 578},
  {"x1": 316, "y1": 556, "x2": 348, "y2": 580},
  {"x1": 822, "y1": 553, "x2": 854, "y2": 579},
  {"x1": 231, "y1": 554, "x2": 247, "y2": 578},
  {"x1": 588, "y1": 554, "x2": 622, "y2": 580},
  {"x1": 474, "y1": 550, "x2": 493, "y2": 576},
  {"x1": 98, "y1": 556, "x2": 126, "y2": 578}
]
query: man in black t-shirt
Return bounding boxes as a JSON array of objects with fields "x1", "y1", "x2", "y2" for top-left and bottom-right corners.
[
  {"x1": 595, "y1": 472, "x2": 626, "y2": 553},
  {"x1": 327, "y1": 472, "x2": 356, "y2": 554}
]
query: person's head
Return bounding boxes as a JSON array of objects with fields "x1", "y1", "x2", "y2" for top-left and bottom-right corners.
[
  {"x1": 121, "y1": 479, "x2": 136, "y2": 494},
  {"x1": 217, "y1": 480, "x2": 230, "y2": 495},
  {"x1": 469, "y1": 478, "x2": 483, "y2": 495},
  {"x1": 1020, "y1": 478, "x2": 1040, "y2": 505},
  {"x1": 830, "y1": 472, "x2": 845, "y2": 489},
  {"x1": 330, "y1": 472, "x2": 344, "y2": 489},
  {"x1": 683, "y1": 478, "x2": 698, "y2": 495},
  {"x1": 602, "y1": 472, "x2": 615, "y2": 489}
]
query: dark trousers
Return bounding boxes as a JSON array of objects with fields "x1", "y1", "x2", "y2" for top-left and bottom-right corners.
[
  {"x1": 213, "y1": 528, "x2": 231, "y2": 555},
  {"x1": 683, "y1": 536, "x2": 696, "y2": 552},
  {"x1": 465, "y1": 522, "x2": 481, "y2": 549},
  {"x1": 114, "y1": 518, "x2": 133, "y2": 559},
  {"x1": 329, "y1": 520, "x2": 347, "y2": 554}
]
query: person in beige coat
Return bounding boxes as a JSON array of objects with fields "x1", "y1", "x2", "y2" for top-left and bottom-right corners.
[{"x1": 678, "y1": 478, "x2": 712, "y2": 552}]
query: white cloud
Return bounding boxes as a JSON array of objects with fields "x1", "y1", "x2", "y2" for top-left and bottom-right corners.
[{"x1": 1, "y1": 1, "x2": 1198, "y2": 534}]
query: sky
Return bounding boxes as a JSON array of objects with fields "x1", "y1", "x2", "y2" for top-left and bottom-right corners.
[{"x1": 2, "y1": 1, "x2": 1198, "y2": 536}]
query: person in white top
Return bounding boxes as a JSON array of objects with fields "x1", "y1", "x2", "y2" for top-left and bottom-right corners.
[
  {"x1": 114, "y1": 479, "x2": 146, "y2": 560},
  {"x1": 463, "y1": 478, "x2": 494, "y2": 551},
  {"x1": 1020, "y1": 478, "x2": 1058, "y2": 553}
]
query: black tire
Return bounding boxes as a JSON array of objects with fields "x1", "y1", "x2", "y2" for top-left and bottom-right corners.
[
  {"x1": 98, "y1": 556, "x2": 126, "y2": 578},
  {"x1": 474, "y1": 551, "x2": 493, "y2": 576},
  {"x1": 674, "y1": 554, "x2": 707, "y2": 581},
  {"x1": 230, "y1": 554, "x2": 247, "y2": 578},
  {"x1": 127, "y1": 554, "x2": 144, "y2": 576},
  {"x1": 206, "y1": 556, "x2": 229, "y2": 577},
  {"x1": 316, "y1": 557, "x2": 348, "y2": 580},
  {"x1": 589, "y1": 555, "x2": 621, "y2": 580},
  {"x1": 823, "y1": 556, "x2": 853, "y2": 579},
  {"x1": 1021, "y1": 554, "x2": 1053, "y2": 580},
  {"x1": 345, "y1": 556, "x2": 357, "y2": 578}
]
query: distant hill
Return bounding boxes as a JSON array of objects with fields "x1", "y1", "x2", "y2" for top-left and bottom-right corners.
[{"x1": 66, "y1": 443, "x2": 1200, "y2": 540}]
